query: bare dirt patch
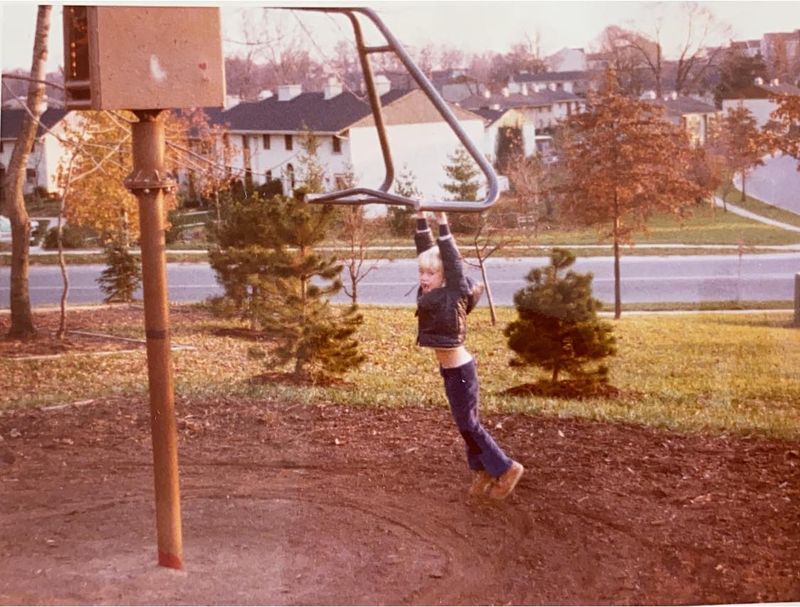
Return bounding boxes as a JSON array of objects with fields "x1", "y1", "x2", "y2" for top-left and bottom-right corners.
[{"x1": 1, "y1": 393, "x2": 799, "y2": 605}]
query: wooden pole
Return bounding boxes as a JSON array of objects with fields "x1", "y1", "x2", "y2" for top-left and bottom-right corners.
[{"x1": 125, "y1": 110, "x2": 183, "y2": 569}]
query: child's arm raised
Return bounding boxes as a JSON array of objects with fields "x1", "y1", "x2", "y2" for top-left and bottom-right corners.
[
  {"x1": 414, "y1": 210, "x2": 435, "y2": 255},
  {"x1": 435, "y1": 213, "x2": 469, "y2": 294}
]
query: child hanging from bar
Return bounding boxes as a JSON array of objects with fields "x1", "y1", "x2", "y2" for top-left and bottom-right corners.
[{"x1": 414, "y1": 210, "x2": 524, "y2": 499}]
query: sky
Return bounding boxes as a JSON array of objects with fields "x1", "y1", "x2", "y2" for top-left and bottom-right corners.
[{"x1": 2, "y1": 1, "x2": 800, "y2": 75}]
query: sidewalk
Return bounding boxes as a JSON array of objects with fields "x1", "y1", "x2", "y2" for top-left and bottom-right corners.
[{"x1": 714, "y1": 196, "x2": 800, "y2": 233}]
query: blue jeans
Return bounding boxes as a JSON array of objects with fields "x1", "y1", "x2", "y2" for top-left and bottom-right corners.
[{"x1": 440, "y1": 359, "x2": 513, "y2": 478}]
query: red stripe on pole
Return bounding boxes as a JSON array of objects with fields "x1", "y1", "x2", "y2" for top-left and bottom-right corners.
[{"x1": 158, "y1": 550, "x2": 183, "y2": 570}]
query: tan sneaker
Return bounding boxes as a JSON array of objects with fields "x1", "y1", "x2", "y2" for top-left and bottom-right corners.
[
  {"x1": 468, "y1": 470, "x2": 493, "y2": 496},
  {"x1": 487, "y1": 461, "x2": 524, "y2": 500}
]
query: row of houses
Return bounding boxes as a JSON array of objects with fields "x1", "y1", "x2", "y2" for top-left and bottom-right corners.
[{"x1": 1, "y1": 73, "x2": 798, "y2": 206}]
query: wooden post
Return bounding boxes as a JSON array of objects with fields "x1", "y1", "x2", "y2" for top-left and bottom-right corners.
[
  {"x1": 795, "y1": 273, "x2": 800, "y2": 328},
  {"x1": 125, "y1": 110, "x2": 183, "y2": 569}
]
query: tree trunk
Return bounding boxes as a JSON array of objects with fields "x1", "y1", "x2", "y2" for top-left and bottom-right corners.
[
  {"x1": 56, "y1": 188, "x2": 70, "y2": 339},
  {"x1": 613, "y1": 196, "x2": 622, "y2": 320},
  {"x1": 740, "y1": 171, "x2": 747, "y2": 202},
  {"x1": 476, "y1": 251, "x2": 497, "y2": 326},
  {"x1": 4, "y1": 6, "x2": 51, "y2": 338}
]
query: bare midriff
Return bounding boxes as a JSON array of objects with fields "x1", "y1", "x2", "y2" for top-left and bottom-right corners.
[{"x1": 434, "y1": 346, "x2": 473, "y2": 369}]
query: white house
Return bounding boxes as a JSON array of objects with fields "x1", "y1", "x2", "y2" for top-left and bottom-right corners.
[
  {"x1": 200, "y1": 79, "x2": 487, "y2": 208},
  {"x1": 470, "y1": 107, "x2": 536, "y2": 166},
  {"x1": 459, "y1": 88, "x2": 584, "y2": 131},
  {"x1": 0, "y1": 107, "x2": 69, "y2": 201},
  {"x1": 721, "y1": 78, "x2": 800, "y2": 129},
  {"x1": 545, "y1": 48, "x2": 588, "y2": 73},
  {"x1": 508, "y1": 70, "x2": 594, "y2": 96},
  {"x1": 642, "y1": 92, "x2": 721, "y2": 146}
]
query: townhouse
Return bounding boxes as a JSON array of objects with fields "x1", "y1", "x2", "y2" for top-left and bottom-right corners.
[
  {"x1": 721, "y1": 78, "x2": 800, "y2": 129},
  {"x1": 198, "y1": 78, "x2": 487, "y2": 206},
  {"x1": 0, "y1": 107, "x2": 69, "y2": 201},
  {"x1": 642, "y1": 92, "x2": 721, "y2": 146}
]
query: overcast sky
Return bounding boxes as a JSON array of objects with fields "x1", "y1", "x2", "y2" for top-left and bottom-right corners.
[{"x1": 2, "y1": 1, "x2": 800, "y2": 74}]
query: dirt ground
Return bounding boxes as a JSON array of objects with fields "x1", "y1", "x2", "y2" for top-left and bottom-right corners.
[{"x1": 1, "y1": 388, "x2": 800, "y2": 605}]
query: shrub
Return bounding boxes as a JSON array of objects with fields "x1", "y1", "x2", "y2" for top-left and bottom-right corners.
[
  {"x1": 96, "y1": 241, "x2": 141, "y2": 303},
  {"x1": 42, "y1": 224, "x2": 92, "y2": 250},
  {"x1": 504, "y1": 248, "x2": 616, "y2": 383}
]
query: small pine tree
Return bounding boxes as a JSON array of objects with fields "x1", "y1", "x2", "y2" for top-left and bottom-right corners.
[
  {"x1": 504, "y1": 248, "x2": 616, "y2": 384},
  {"x1": 442, "y1": 146, "x2": 481, "y2": 233},
  {"x1": 208, "y1": 192, "x2": 277, "y2": 326},
  {"x1": 387, "y1": 164, "x2": 421, "y2": 237},
  {"x1": 209, "y1": 192, "x2": 364, "y2": 382},
  {"x1": 96, "y1": 241, "x2": 141, "y2": 303},
  {"x1": 297, "y1": 129, "x2": 327, "y2": 194},
  {"x1": 250, "y1": 195, "x2": 364, "y2": 382}
]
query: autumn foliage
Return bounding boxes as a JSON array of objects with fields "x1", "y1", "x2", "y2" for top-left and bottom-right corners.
[{"x1": 556, "y1": 68, "x2": 707, "y2": 318}]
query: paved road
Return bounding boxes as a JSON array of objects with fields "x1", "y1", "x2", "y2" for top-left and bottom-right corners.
[{"x1": 2, "y1": 253, "x2": 798, "y2": 308}]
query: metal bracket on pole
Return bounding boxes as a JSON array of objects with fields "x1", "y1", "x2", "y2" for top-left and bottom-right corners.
[{"x1": 283, "y1": 6, "x2": 499, "y2": 213}]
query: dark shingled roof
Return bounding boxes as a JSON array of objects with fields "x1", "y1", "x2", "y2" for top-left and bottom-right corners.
[
  {"x1": 471, "y1": 107, "x2": 507, "y2": 124},
  {"x1": 460, "y1": 89, "x2": 581, "y2": 111},
  {"x1": 646, "y1": 96, "x2": 718, "y2": 115},
  {"x1": 0, "y1": 108, "x2": 68, "y2": 139},
  {"x1": 216, "y1": 89, "x2": 410, "y2": 133}
]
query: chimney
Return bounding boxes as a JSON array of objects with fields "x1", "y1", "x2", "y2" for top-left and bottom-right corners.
[
  {"x1": 324, "y1": 77, "x2": 342, "y2": 100},
  {"x1": 374, "y1": 74, "x2": 391, "y2": 96},
  {"x1": 277, "y1": 84, "x2": 303, "y2": 101}
]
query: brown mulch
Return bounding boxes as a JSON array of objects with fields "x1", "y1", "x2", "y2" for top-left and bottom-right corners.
[
  {"x1": 1, "y1": 392, "x2": 799, "y2": 605},
  {"x1": 1, "y1": 305, "x2": 799, "y2": 604},
  {"x1": 0, "y1": 306, "x2": 147, "y2": 358},
  {"x1": 503, "y1": 378, "x2": 631, "y2": 399}
]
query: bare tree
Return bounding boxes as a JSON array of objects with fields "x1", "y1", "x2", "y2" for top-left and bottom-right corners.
[
  {"x1": 3, "y1": 6, "x2": 51, "y2": 338},
  {"x1": 608, "y1": 2, "x2": 730, "y2": 97}
]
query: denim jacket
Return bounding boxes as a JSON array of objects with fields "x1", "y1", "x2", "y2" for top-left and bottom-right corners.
[{"x1": 414, "y1": 219, "x2": 482, "y2": 348}]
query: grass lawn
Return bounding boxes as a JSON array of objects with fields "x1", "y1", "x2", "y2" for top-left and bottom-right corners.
[
  {"x1": 3, "y1": 306, "x2": 799, "y2": 440},
  {"x1": 721, "y1": 186, "x2": 800, "y2": 229}
]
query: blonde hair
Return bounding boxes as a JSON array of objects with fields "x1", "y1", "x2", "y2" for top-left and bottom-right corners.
[{"x1": 418, "y1": 247, "x2": 443, "y2": 275}]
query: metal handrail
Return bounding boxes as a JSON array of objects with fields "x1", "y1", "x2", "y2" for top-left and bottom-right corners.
[{"x1": 284, "y1": 6, "x2": 499, "y2": 213}]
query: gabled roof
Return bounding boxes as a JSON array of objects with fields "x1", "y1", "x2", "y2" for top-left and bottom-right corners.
[
  {"x1": 460, "y1": 89, "x2": 581, "y2": 111},
  {"x1": 471, "y1": 107, "x2": 506, "y2": 124},
  {"x1": 723, "y1": 81, "x2": 800, "y2": 100},
  {"x1": 216, "y1": 89, "x2": 410, "y2": 134},
  {"x1": 645, "y1": 96, "x2": 718, "y2": 116},
  {"x1": 0, "y1": 108, "x2": 68, "y2": 140},
  {"x1": 512, "y1": 70, "x2": 590, "y2": 83}
]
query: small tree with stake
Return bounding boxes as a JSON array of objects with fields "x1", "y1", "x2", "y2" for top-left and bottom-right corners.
[
  {"x1": 249, "y1": 192, "x2": 364, "y2": 383},
  {"x1": 504, "y1": 248, "x2": 616, "y2": 387}
]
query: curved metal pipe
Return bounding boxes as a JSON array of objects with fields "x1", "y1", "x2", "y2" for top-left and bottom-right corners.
[{"x1": 285, "y1": 6, "x2": 500, "y2": 213}]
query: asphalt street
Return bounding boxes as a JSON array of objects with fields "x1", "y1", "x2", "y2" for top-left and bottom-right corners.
[{"x1": 2, "y1": 253, "x2": 798, "y2": 308}]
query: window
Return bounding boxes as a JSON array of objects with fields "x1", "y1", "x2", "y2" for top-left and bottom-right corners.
[
  {"x1": 266, "y1": 170, "x2": 272, "y2": 182},
  {"x1": 25, "y1": 168, "x2": 36, "y2": 183},
  {"x1": 332, "y1": 136, "x2": 341, "y2": 154},
  {"x1": 285, "y1": 134, "x2": 293, "y2": 151},
  {"x1": 0, "y1": 141, "x2": 4, "y2": 154},
  {"x1": 286, "y1": 163, "x2": 295, "y2": 188},
  {"x1": 263, "y1": 134, "x2": 270, "y2": 149}
]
